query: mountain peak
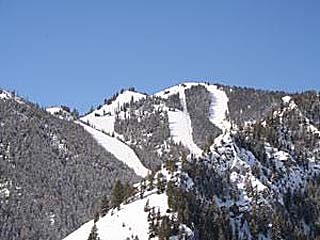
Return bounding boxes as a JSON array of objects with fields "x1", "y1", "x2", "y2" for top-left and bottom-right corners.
[{"x1": 2, "y1": 83, "x2": 320, "y2": 240}]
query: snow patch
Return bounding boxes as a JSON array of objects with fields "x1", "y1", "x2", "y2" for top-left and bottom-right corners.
[
  {"x1": 46, "y1": 107, "x2": 65, "y2": 115},
  {"x1": 0, "y1": 181, "x2": 10, "y2": 198},
  {"x1": 0, "y1": 90, "x2": 11, "y2": 100},
  {"x1": 274, "y1": 151, "x2": 290, "y2": 161},
  {"x1": 282, "y1": 95, "x2": 292, "y2": 104}
]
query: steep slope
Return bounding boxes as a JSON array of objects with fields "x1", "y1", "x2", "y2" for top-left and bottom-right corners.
[
  {"x1": 81, "y1": 83, "x2": 231, "y2": 173},
  {"x1": 47, "y1": 90, "x2": 150, "y2": 177},
  {"x1": 156, "y1": 83, "x2": 203, "y2": 156},
  {"x1": 80, "y1": 90, "x2": 155, "y2": 173},
  {"x1": 65, "y1": 83, "x2": 320, "y2": 240},
  {"x1": 77, "y1": 121, "x2": 150, "y2": 177},
  {"x1": 63, "y1": 166, "x2": 193, "y2": 240},
  {"x1": 0, "y1": 94, "x2": 138, "y2": 239},
  {"x1": 155, "y1": 82, "x2": 229, "y2": 154},
  {"x1": 205, "y1": 84, "x2": 230, "y2": 132},
  {"x1": 177, "y1": 83, "x2": 231, "y2": 133},
  {"x1": 167, "y1": 108, "x2": 202, "y2": 156},
  {"x1": 86, "y1": 90, "x2": 188, "y2": 172},
  {"x1": 64, "y1": 192, "x2": 169, "y2": 240},
  {"x1": 81, "y1": 90, "x2": 147, "y2": 136}
]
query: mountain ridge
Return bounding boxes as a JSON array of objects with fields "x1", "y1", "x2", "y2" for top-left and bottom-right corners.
[
  {"x1": 0, "y1": 82, "x2": 319, "y2": 239},
  {"x1": 61, "y1": 82, "x2": 319, "y2": 239}
]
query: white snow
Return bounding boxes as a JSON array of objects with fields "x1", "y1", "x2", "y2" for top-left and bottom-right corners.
[
  {"x1": 63, "y1": 193, "x2": 169, "y2": 240},
  {"x1": 49, "y1": 214, "x2": 55, "y2": 226},
  {"x1": 46, "y1": 106, "x2": 74, "y2": 121},
  {"x1": 156, "y1": 82, "x2": 230, "y2": 155},
  {"x1": 159, "y1": 83, "x2": 203, "y2": 156},
  {"x1": 0, "y1": 90, "x2": 11, "y2": 100},
  {"x1": 282, "y1": 95, "x2": 292, "y2": 104},
  {"x1": 82, "y1": 115, "x2": 116, "y2": 135},
  {"x1": 46, "y1": 107, "x2": 65, "y2": 115},
  {"x1": 77, "y1": 121, "x2": 149, "y2": 177},
  {"x1": 155, "y1": 83, "x2": 230, "y2": 132},
  {"x1": 81, "y1": 90, "x2": 146, "y2": 135},
  {"x1": 167, "y1": 109, "x2": 203, "y2": 156},
  {"x1": 81, "y1": 83, "x2": 230, "y2": 158},
  {"x1": 0, "y1": 90, "x2": 25, "y2": 104},
  {"x1": 250, "y1": 175, "x2": 267, "y2": 192},
  {"x1": 0, "y1": 181, "x2": 10, "y2": 198},
  {"x1": 63, "y1": 163, "x2": 193, "y2": 240},
  {"x1": 205, "y1": 84, "x2": 231, "y2": 132},
  {"x1": 154, "y1": 83, "x2": 189, "y2": 99},
  {"x1": 274, "y1": 151, "x2": 290, "y2": 161}
]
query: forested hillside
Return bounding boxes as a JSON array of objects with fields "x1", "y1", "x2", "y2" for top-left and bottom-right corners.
[
  {"x1": 0, "y1": 91, "x2": 138, "y2": 239},
  {"x1": 65, "y1": 83, "x2": 319, "y2": 240},
  {"x1": 1, "y1": 83, "x2": 319, "y2": 240}
]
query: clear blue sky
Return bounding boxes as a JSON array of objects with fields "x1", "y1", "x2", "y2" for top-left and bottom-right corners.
[{"x1": 0, "y1": 0, "x2": 319, "y2": 113}]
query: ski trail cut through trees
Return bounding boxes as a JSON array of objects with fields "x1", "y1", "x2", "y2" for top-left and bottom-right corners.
[{"x1": 77, "y1": 121, "x2": 149, "y2": 178}]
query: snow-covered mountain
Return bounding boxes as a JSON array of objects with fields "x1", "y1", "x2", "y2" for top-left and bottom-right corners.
[
  {"x1": 62, "y1": 83, "x2": 320, "y2": 240},
  {"x1": 1, "y1": 83, "x2": 319, "y2": 240},
  {"x1": 80, "y1": 83, "x2": 229, "y2": 161}
]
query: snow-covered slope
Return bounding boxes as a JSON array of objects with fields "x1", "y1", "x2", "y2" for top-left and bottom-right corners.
[
  {"x1": 81, "y1": 83, "x2": 230, "y2": 158},
  {"x1": 46, "y1": 106, "x2": 66, "y2": 115},
  {"x1": 63, "y1": 192, "x2": 168, "y2": 240},
  {"x1": 63, "y1": 163, "x2": 193, "y2": 240},
  {"x1": 0, "y1": 90, "x2": 11, "y2": 100},
  {"x1": 81, "y1": 90, "x2": 147, "y2": 135},
  {"x1": 156, "y1": 82, "x2": 230, "y2": 155},
  {"x1": 167, "y1": 109, "x2": 202, "y2": 156},
  {"x1": 46, "y1": 106, "x2": 74, "y2": 121},
  {"x1": 0, "y1": 89, "x2": 24, "y2": 104},
  {"x1": 77, "y1": 90, "x2": 151, "y2": 177},
  {"x1": 78, "y1": 121, "x2": 149, "y2": 177},
  {"x1": 62, "y1": 83, "x2": 320, "y2": 240},
  {"x1": 158, "y1": 83, "x2": 203, "y2": 156},
  {"x1": 205, "y1": 84, "x2": 231, "y2": 132}
]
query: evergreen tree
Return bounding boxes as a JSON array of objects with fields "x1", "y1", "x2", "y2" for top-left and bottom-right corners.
[
  {"x1": 123, "y1": 181, "x2": 135, "y2": 203},
  {"x1": 94, "y1": 212, "x2": 99, "y2": 223},
  {"x1": 158, "y1": 216, "x2": 172, "y2": 240},
  {"x1": 88, "y1": 223, "x2": 100, "y2": 240},
  {"x1": 157, "y1": 173, "x2": 166, "y2": 194},
  {"x1": 140, "y1": 179, "x2": 146, "y2": 199},
  {"x1": 71, "y1": 108, "x2": 79, "y2": 118},
  {"x1": 111, "y1": 180, "x2": 124, "y2": 210},
  {"x1": 144, "y1": 199, "x2": 150, "y2": 212},
  {"x1": 100, "y1": 195, "x2": 110, "y2": 217},
  {"x1": 147, "y1": 173, "x2": 154, "y2": 191},
  {"x1": 271, "y1": 212, "x2": 282, "y2": 240}
]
